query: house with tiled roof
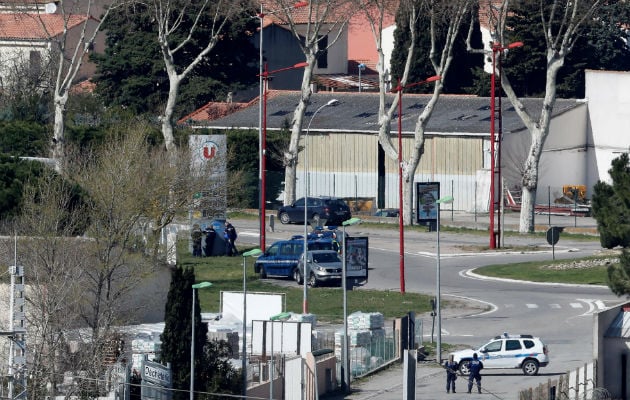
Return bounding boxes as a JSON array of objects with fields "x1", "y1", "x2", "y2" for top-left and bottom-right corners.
[
  {"x1": 0, "y1": 2, "x2": 103, "y2": 90},
  {"x1": 255, "y1": 0, "x2": 349, "y2": 91}
]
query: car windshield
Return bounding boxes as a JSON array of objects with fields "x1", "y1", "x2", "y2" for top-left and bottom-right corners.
[
  {"x1": 326, "y1": 199, "x2": 347, "y2": 208},
  {"x1": 312, "y1": 252, "x2": 340, "y2": 263}
]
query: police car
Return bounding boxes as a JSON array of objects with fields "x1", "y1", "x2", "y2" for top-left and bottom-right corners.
[{"x1": 450, "y1": 334, "x2": 549, "y2": 376}]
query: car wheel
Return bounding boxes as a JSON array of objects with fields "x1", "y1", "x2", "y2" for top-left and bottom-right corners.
[
  {"x1": 279, "y1": 212, "x2": 290, "y2": 224},
  {"x1": 458, "y1": 361, "x2": 470, "y2": 375},
  {"x1": 308, "y1": 273, "x2": 318, "y2": 288},
  {"x1": 522, "y1": 359, "x2": 539, "y2": 376},
  {"x1": 260, "y1": 270, "x2": 267, "y2": 279},
  {"x1": 312, "y1": 213, "x2": 320, "y2": 226},
  {"x1": 294, "y1": 268, "x2": 303, "y2": 285}
]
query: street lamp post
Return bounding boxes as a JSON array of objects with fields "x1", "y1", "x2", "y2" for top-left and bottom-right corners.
[
  {"x1": 302, "y1": 99, "x2": 340, "y2": 314},
  {"x1": 489, "y1": 41, "x2": 523, "y2": 249},
  {"x1": 258, "y1": 61, "x2": 308, "y2": 252},
  {"x1": 341, "y1": 217, "x2": 362, "y2": 393},
  {"x1": 241, "y1": 248, "x2": 262, "y2": 397},
  {"x1": 256, "y1": 1, "x2": 309, "y2": 252},
  {"x1": 190, "y1": 281, "x2": 212, "y2": 400},
  {"x1": 435, "y1": 195, "x2": 453, "y2": 364},
  {"x1": 391, "y1": 75, "x2": 441, "y2": 294},
  {"x1": 358, "y1": 63, "x2": 366, "y2": 92}
]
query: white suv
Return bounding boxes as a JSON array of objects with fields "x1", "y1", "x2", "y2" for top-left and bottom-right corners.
[{"x1": 450, "y1": 334, "x2": 549, "y2": 376}]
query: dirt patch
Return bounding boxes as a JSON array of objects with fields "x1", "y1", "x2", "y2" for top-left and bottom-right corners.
[{"x1": 455, "y1": 245, "x2": 546, "y2": 252}]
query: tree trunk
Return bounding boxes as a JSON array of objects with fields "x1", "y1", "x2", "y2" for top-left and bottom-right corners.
[
  {"x1": 283, "y1": 57, "x2": 316, "y2": 205},
  {"x1": 52, "y1": 92, "x2": 68, "y2": 173},
  {"x1": 161, "y1": 70, "x2": 181, "y2": 156}
]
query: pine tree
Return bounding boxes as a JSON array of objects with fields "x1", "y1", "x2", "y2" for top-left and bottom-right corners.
[
  {"x1": 160, "y1": 267, "x2": 207, "y2": 399},
  {"x1": 592, "y1": 153, "x2": 630, "y2": 296}
]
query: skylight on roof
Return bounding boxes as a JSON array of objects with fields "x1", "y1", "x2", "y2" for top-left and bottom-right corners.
[{"x1": 355, "y1": 112, "x2": 375, "y2": 118}]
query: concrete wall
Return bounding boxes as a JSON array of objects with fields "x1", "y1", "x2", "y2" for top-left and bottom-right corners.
[
  {"x1": 594, "y1": 301, "x2": 630, "y2": 399},
  {"x1": 585, "y1": 70, "x2": 630, "y2": 190}
]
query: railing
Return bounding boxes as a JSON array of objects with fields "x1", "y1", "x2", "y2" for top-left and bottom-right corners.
[
  {"x1": 518, "y1": 361, "x2": 610, "y2": 400},
  {"x1": 313, "y1": 326, "x2": 400, "y2": 381}
]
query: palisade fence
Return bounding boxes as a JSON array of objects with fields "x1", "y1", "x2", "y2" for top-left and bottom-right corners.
[{"x1": 518, "y1": 361, "x2": 612, "y2": 400}]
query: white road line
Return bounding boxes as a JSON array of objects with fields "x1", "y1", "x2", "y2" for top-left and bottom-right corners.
[
  {"x1": 526, "y1": 304, "x2": 538, "y2": 308},
  {"x1": 570, "y1": 303, "x2": 583, "y2": 308},
  {"x1": 550, "y1": 304, "x2": 561, "y2": 309},
  {"x1": 443, "y1": 294, "x2": 498, "y2": 317}
]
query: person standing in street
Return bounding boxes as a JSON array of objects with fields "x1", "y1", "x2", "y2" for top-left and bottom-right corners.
[
  {"x1": 444, "y1": 354, "x2": 458, "y2": 393},
  {"x1": 224, "y1": 221, "x2": 238, "y2": 256},
  {"x1": 467, "y1": 353, "x2": 484, "y2": 394}
]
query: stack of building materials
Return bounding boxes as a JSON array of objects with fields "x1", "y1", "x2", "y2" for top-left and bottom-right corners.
[
  {"x1": 335, "y1": 312, "x2": 386, "y2": 375},
  {"x1": 131, "y1": 333, "x2": 161, "y2": 371},
  {"x1": 288, "y1": 312, "x2": 317, "y2": 328}
]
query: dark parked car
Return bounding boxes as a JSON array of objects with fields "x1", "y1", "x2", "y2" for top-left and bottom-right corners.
[
  {"x1": 278, "y1": 197, "x2": 351, "y2": 226},
  {"x1": 374, "y1": 209, "x2": 399, "y2": 217}
]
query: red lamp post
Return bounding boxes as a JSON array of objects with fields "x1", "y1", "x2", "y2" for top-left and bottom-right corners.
[
  {"x1": 391, "y1": 75, "x2": 441, "y2": 294},
  {"x1": 258, "y1": 61, "x2": 308, "y2": 250},
  {"x1": 489, "y1": 41, "x2": 523, "y2": 249},
  {"x1": 256, "y1": 1, "x2": 309, "y2": 252}
]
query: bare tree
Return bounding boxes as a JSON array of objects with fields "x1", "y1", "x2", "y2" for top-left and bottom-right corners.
[
  {"x1": 144, "y1": 0, "x2": 247, "y2": 156},
  {"x1": 362, "y1": 0, "x2": 474, "y2": 223},
  {"x1": 480, "y1": 0, "x2": 601, "y2": 233},
  {"x1": 268, "y1": 0, "x2": 353, "y2": 205},
  {"x1": 11, "y1": 172, "x2": 91, "y2": 398},
  {"x1": 22, "y1": 0, "x2": 127, "y2": 173}
]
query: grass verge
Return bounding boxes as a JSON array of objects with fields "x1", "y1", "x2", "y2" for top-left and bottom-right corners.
[
  {"x1": 475, "y1": 256, "x2": 616, "y2": 285},
  {"x1": 178, "y1": 242, "x2": 433, "y2": 323}
]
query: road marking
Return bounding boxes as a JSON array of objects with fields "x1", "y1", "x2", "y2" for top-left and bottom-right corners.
[
  {"x1": 526, "y1": 304, "x2": 538, "y2": 308},
  {"x1": 504, "y1": 304, "x2": 515, "y2": 308},
  {"x1": 443, "y1": 294, "x2": 498, "y2": 317},
  {"x1": 570, "y1": 303, "x2": 583, "y2": 308},
  {"x1": 577, "y1": 298, "x2": 608, "y2": 316},
  {"x1": 550, "y1": 304, "x2": 561, "y2": 309},
  {"x1": 237, "y1": 230, "x2": 260, "y2": 237}
]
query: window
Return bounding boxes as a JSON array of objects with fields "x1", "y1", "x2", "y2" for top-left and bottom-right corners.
[
  {"x1": 267, "y1": 244, "x2": 279, "y2": 256},
  {"x1": 523, "y1": 340, "x2": 535, "y2": 349},
  {"x1": 485, "y1": 340, "x2": 502, "y2": 352},
  {"x1": 313, "y1": 252, "x2": 340, "y2": 263},
  {"x1": 505, "y1": 340, "x2": 522, "y2": 351},
  {"x1": 29, "y1": 51, "x2": 41, "y2": 78},
  {"x1": 295, "y1": 198, "x2": 305, "y2": 207},
  {"x1": 317, "y1": 35, "x2": 328, "y2": 69}
]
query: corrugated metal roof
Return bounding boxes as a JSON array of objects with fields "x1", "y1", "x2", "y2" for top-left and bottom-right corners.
[
  {"x1": 186, "y1": 90, "x2": 582, "y2": 135},
  {"x1": 604, "y1": 305, "x2": 630, "y2": 338}
]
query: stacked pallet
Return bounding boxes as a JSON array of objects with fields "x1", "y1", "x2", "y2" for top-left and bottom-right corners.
[{"x1": 335, "y1": 312, "x2": 386, "y2": 374}]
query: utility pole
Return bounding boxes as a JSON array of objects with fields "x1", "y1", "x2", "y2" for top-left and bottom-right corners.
[{"x1": 4, "y1": 264, "x2": 27, "y2": 399}]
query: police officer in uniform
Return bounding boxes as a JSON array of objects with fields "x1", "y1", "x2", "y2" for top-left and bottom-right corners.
[{"x1": 467, "y1": 352, "x2": 484, "y2": 394}]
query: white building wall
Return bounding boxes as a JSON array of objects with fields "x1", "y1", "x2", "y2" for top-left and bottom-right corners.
[
  {"x1": 501, "y1": 103, "x2": 588, "y2": 204},
  {"x1": 382, "y1": 25, "x2": 396, "y2": 76},
  {"x1": 585, "y1": 70, "x2": 630, "y2": 188},
  {"x1": 297, "y1": 171, "x2": 479, "y2": 214},
  {"x1": 292, "y1": 24, "x2": 348, "y2": 75}
]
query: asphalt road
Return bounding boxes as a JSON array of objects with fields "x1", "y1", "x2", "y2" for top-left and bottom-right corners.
[{"x1": 231, "y1": 212, "x2": 622, "y2": 399}]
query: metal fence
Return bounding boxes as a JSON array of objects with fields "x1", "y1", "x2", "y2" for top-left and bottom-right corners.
[
  {"x1": 313, "y1": 326, "x2": 400, "y2": 381},
  {"x1": 518, "y1": 361, "x2": 612, "y2": 400}
]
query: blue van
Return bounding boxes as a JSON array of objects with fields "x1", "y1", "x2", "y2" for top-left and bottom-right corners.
[{"x1": 254, "y1": 239, "x2": 338, "y2": 279}]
